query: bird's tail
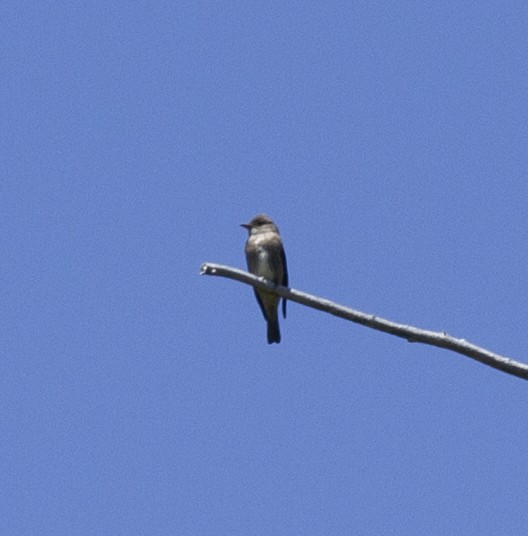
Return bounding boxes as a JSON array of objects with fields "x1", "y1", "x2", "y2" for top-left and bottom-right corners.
[{"x1": 267, "y1": 319, "x2": 281, "y2": 344}]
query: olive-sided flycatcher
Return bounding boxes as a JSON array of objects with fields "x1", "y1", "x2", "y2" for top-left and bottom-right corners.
[{"x1": 241, "y1": 214, "x2": 288, "y2": 344}]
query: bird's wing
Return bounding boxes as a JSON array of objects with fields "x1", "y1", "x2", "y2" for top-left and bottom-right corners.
[{"x1": 280, "y1": 243, "x2": 288, "y2": 319}]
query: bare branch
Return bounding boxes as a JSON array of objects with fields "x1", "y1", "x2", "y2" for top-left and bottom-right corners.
[{"x1": 201, "y1": 262, "x2": 528, "y2": 381}]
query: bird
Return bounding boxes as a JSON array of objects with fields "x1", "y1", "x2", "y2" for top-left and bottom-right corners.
[{"x1": 241, "y1": 214, "x2": 288, "y2": 344}]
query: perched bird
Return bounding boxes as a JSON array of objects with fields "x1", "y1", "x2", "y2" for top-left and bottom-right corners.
[{"x1": 241, "y1": 214, "x2": 288, "y2": 344}]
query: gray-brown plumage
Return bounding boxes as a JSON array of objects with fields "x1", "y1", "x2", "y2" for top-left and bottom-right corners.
[{"x1": 241, "y1": 214, "x2": 288, "y2": 344}]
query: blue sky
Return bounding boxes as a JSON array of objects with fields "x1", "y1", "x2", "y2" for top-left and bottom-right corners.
[{"x1": 2, "y1": 2, "x2": 528, "y2": 534}]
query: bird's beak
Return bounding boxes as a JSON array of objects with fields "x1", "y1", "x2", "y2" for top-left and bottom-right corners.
[{"x1": 241, "y1": 223, "x2": 251, "y2": 230}]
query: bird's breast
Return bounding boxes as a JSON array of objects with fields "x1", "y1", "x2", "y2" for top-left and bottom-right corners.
[{"x1": 255, "y1": 247, "x2": 275, "y2": 280}]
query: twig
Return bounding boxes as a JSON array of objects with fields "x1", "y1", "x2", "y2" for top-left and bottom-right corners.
[{"x1": 200, "y1": 262, "x2": 528, "y2": 381}]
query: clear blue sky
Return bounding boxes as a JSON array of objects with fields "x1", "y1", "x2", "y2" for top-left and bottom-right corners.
[{"x1": 2, "y1": 2, "x2": 527, "y2": 534}]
